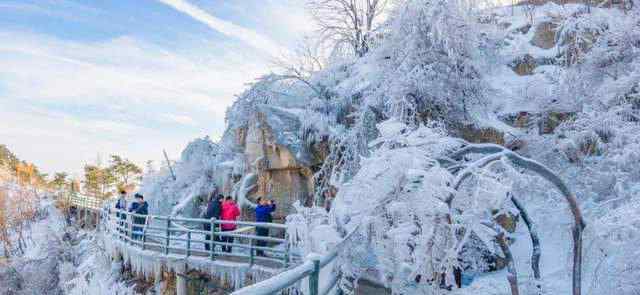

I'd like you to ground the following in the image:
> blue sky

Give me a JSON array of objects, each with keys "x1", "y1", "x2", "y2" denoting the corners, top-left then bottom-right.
[{"x1": 0, "y1": 0, "x2": 313, "y2": 176}]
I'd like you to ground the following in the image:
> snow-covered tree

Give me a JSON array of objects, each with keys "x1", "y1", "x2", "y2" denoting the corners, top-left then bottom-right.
[
  {"x1": 307, "y1": 0, "x2": 390, "y2": 57},
  {"x1": 372, "y1": 0, "x2": 492, "y2": 126}
]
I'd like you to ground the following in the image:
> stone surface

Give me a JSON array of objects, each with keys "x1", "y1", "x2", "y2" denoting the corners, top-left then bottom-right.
[
  {"x1": 531, "y1": 21, "x2": 559, "y2": 49},
  {"x1": 538, "y1": 111, "x2": 575, "y2": 134},
  {"x1": 458, "y1": 125, "x2": 505, "y2": 145},
  {"x1": 240, "y1": 107, "x2": 313, "y2": 218},
  {"x1": 510, "y1": 54, "x2": 537, "y2": 76}
]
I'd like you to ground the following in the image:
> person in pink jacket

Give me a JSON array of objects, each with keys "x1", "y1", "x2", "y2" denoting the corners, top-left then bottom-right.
[{"x1": 220, "y1": 196, "x2": 240, "y2": 252}]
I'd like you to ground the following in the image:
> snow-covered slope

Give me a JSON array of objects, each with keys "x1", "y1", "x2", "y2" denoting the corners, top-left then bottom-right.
[
  {"x1": 133, "y1": 1, "x2": 639, "y2": 294},
  {"x1": 0, "y1": 198, "x2": 133, "y2": 295}
]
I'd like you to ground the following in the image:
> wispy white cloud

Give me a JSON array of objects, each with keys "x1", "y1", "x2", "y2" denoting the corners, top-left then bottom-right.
[
  {"x1": 0, "y1": 31, "x2": 266, "y2": 174},
  {"x1": 156, "y1": 0, "x2": 288, "y2": 57},
  {"x1": 0, "y1": 0, "x2": 313, "y2": 175},
  {"x1": 161, "y1": 113, "x2": 198, "y2": 126},
  {"x1": 0, "y1": 33, "x2": 264, "y2": 113}
]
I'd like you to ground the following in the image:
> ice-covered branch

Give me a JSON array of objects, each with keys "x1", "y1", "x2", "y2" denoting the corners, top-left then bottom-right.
[
  {"x1": 510, "y1": 194, "x2": 542, "y2": 282},
  {"x1": 447, "y1": 143, "x2": 586, "y2": 295}
]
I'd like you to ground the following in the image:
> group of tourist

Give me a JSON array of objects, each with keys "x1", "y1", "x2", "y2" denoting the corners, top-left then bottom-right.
[
  {"x1": 201, "y1": 192, "x2": 276, "y2": 256},
  {"x1": 113, "y1": 190, "x2": 276, "y2": 256},
  {"x1": 115, "y1": 190, "x2": 148, "y2": 239}
]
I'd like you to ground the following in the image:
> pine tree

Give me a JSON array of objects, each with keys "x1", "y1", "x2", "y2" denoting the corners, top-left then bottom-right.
[{"x1": 108, "y1": 155, "x2": 142, "y2": 190}]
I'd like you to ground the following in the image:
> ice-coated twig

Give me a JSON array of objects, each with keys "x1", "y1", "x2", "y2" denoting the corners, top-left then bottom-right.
[{"x1": 447, "y1": 143, "x2": 586, "y2": 295}]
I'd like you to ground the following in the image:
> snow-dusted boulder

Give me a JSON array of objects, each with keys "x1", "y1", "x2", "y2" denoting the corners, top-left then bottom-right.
[
  {"x1": 530, "y1": 21, "x2": 559, "y2": 49},
  {"x1": 240, "y1": 105, "x2": 314, "y2": 218}
]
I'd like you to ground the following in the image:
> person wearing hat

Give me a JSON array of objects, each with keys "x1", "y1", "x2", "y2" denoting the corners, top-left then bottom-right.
[{"x1": 128, "y1": 193, "x2": 148, "y2": 240}]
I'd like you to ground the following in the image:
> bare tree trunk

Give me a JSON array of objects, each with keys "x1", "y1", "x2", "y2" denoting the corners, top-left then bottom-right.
[
  {"x1": 497, "y1": 232, "x2": 520, "y2": 295},
  {"x1": 510, "y1": 194, "x2": 541, "y2": 280},
  {"x1": 572, "y1": 225, "x2": 583, "y2": 295},
  {"x1": 445, "y1": 143, "x2": 586, "y2": 295}
]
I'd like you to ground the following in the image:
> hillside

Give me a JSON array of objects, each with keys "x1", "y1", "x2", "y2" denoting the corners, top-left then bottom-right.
[{"x1": 136, "y1": 1, "x2": 640, "y2": 294}]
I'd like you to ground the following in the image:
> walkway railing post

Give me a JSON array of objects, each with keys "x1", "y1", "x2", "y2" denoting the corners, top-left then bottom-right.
[
  {"x1": 284, "y1": 231, "x2": 291, "y2": 268},
  {"x1": 142, "y1": 216, "x2": 148, "y2": 251},
  {"x1": 310, "y1": 257, "x2": 320, "y2": 295},
  {"x1": 210, "y1": 218, "x2": 216, "y2": 260},
  {"x1": 165, "y1": 217, "x2": 171, "y2": 255},
  {"x1": 249, "y1": 237, "x2": 255, "y2": 267},
  {"x1": 186, "y1": 231, "x2": 191, "y2": 257},
  {"x1": 128, "y1": 213, "x2": 134, "y2": 242},
  {"x1": 83, "y1": 197, "x2": 88, "y2": 226}
]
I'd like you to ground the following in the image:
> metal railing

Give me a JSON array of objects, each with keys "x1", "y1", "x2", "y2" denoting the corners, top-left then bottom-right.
[
  {"x1": 104, "y1": 209, "x2": 294, "y2": 268},
  {"x1": 68, "y1": 193, "x2": 103, "y2": 211},
  {"x1": 232, "y1": 249, "x2": 341, "y2": 295},
  {"x1": 232, "y1": 223, "x2": 364, "y2": 295},
  {"x1": 70, "y1": 193, "x2": 343, "y2": 293}
]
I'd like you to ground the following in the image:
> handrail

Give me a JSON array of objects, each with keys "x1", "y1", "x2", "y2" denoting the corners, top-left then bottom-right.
[
  {"x1": 104, "y1": 208, "x2": 293, "y2": 269},
  {"x1": 68, "y1": 192, "x2": 104, "y2": 210},
  {"x1": 232, "y1": 189, "x2": 392, "y2": 295},
  {"x1": 232, "y1": 249, "x2": 340, "y2": 295},
  {"x1": 71, "y1": 193, "x2": 305, "y2": 291},
  {"x1": 232, "y1": 222, "x2": 361, "y2": 295}
]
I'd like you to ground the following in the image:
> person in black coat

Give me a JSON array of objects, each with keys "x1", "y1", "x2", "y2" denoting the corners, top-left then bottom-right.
[
  {"x1": 115, "y1": 190, "x2": 128, "y2": 217},
  {"x1": 114, "y1": 190, "x2": 128, "y2": 234},
  {"x1": 203, "y1": 193, "x2": 223, "y2": 251},
  {"x1": 128, "y1": 193, "x2": 148, "y2": 240}
]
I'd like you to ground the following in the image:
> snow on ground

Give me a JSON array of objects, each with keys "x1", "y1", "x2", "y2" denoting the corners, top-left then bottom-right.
[
  {"x1": 7, "y1": 2, "x2": 634, "y2": 295},
  {"x1": 0, "y1": 197, "x2": 136, "y2": 295}
]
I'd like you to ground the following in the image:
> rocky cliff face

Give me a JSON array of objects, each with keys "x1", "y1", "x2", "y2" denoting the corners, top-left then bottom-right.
[{"x1": 236, "y1": 107, "x2": 314, "y2": 218}]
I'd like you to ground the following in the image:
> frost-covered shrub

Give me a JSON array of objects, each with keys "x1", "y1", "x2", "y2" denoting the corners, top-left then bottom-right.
[
  {"x1": 585, "y1": 195, "x2": 640, "y2": 295},
  {"x1": 557, "y1": 7, "x2": 609, "y2": 66},
  {"x1": 559, "y1": 6, "x2": 640, "y2": 108},
  {"x1": 329, "y1": 126, "x2": 515, "y2": 293},
  {"x1": 372, "y1": 0, "x2": 492, "y2": 126},
  {"x1": 574, "y1": 131, "x2": 601, "y2": 157},
  {"x1": 141, "y1": 137, "x2": 223, "y2": 216}
]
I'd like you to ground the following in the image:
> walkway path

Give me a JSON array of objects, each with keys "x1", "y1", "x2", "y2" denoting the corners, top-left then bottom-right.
[{"x1": 69, "y1": 193, "x2": 388, "y2": 295}]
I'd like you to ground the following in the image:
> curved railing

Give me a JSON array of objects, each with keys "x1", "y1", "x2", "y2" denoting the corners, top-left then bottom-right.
[
  {"x1": 232, "y1": 222, "x2": 365, "y2": 295},
  {"x1": 70, "y1": 193, "x2": 346, "y2": 294},
  {"x1": 103, "y1": 208, "x2": 294, "y2": 268},
  {"x1": 232, "y1": 249, "x2": 340, "y2": 295}
]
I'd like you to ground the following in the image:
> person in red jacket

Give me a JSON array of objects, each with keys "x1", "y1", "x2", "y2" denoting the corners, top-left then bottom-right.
[{"x1": 220, "y1": 196, "x2": 240, "y2": 252}]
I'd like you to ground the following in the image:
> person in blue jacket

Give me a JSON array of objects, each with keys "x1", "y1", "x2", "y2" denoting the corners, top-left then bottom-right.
[
  {"x1": 128, "y1": 193, "x2": 148, "y2": 240},
  {"x1": 255, "y1": 197, "x2": 276, "y2": 256}
]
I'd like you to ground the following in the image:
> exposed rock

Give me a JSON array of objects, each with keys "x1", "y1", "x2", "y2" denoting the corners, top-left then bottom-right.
[
  {"x1": 184, "y1": 271, "x2": 233, "y2": 295},
  {"x1": 576, "y1": 131, "x2": 601, "y2": 156},
  {"x1": 457, "y1": 124, "x2": 505, "y2": 145},
  {"x1": 514, "y1": 111, "x2": 531, "y2": 128},
  {"x1": 509, "y1": 54, "x2": 558, "y2": 76},
  {"x1": 531, "y1": 21, "x2": 559, "y2": 49},
  {"x1": 495, "y1": 212, "x2": 520, "y2": 234},
  {"x1": 510, "y1": 54, "x2": 537, "y2": 76},
  {"x1": 241, "y1": 106, "x2": 314, "y2": 218},
  {"x1": 538, "y1": 111, "x2": 575, "y2": 134}
]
